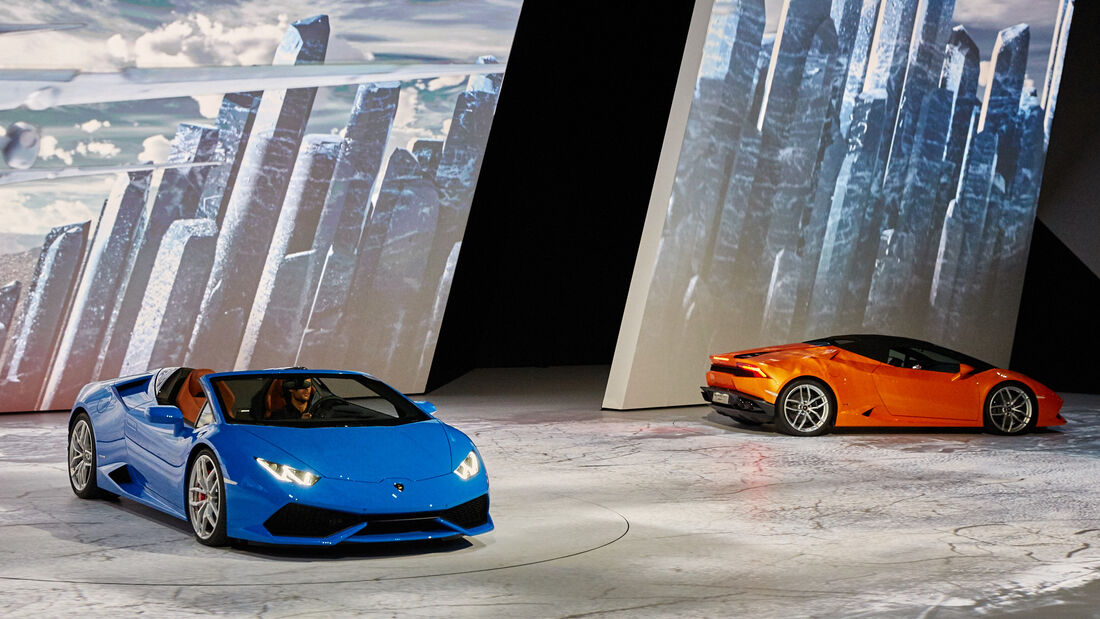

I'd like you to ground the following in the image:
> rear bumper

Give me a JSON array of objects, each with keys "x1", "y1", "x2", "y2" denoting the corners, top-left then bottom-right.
[{"x1": 700, "y1": 386, "x2": 775, "y2": 423}]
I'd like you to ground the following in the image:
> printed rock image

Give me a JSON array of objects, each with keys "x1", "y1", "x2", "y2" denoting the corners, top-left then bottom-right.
[
  {"x1": 0, "y1": 5, "x2": 515, "y2": 412},
  {"x1": 613, "y1": 0, "x2": 1074, "y2": 408}
]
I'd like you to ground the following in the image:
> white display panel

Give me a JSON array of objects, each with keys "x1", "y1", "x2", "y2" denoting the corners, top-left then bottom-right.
[
  {"x1": 0, "y1": 1, "x2": 522, "y2": 412},
  {"x1": 606, "y1": 0, "x2": 1074, "y2": 409}
]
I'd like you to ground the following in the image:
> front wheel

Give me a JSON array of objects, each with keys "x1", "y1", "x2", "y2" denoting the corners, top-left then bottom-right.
[
  {"x1": 775, "y1": 378, "x2": 836, "y2": 437},
  {"x1": 68, "y1": 413, "x2": 113, "y2": 499},
  {"x1": 188, "y1": 449, "x2": 228, "y2": 546},
  {"x1": 983, "y1": 382, "x2": 1037, "y2": 435}
]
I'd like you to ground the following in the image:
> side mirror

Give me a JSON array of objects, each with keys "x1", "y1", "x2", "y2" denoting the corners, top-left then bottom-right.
[
  {"x1": 414, "y1": 400, "x2": 437, "y2": 415},
  {"x1": 953, "y1": 364, "x2": 975, "y2": 381},
  {"x1": 147, "y1": 405, "x2": 183, "y2": 424}
]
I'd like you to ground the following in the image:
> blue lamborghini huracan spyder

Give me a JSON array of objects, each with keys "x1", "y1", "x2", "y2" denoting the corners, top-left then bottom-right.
[{"x1": 66, "y1": 367, "x2": 492, "y2": 546}]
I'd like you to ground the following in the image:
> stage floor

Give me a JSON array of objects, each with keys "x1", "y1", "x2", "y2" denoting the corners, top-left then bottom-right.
[{"x1": 2, "y1": 366, "x2": 1100, "y2": 617}]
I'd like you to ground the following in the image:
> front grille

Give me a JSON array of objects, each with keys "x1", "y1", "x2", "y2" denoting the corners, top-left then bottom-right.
[
  {"x1": 360, "y1": 517, "x2": 445, "y2": 535},
  {"x1": 264, "y1": 494, "x2": 491, "y2": 538}
]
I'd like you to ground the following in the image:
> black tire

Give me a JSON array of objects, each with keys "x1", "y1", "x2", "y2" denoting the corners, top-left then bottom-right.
[
  {"x1": 774, "y1": 378, "x2": 837, "y2": 437},
  {"x1": 187, "y1": 448, "x2": 229, "y2": 546},
  {"x1": 68, "y1": 412, "x2": 113, "y2": 499},
  {"x1": 983, "y1": 382, "x2": 1038, "y2": 436}
]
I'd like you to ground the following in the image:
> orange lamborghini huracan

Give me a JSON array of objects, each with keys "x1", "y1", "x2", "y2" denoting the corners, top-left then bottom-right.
[{"x1": 701, "y1": 334, "x2": 1065, "y2": 437}]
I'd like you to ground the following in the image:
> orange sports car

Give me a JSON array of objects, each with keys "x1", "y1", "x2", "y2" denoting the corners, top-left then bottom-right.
[{"x1": 701, "y1": 334, "x2": 1065, "y2": 436}]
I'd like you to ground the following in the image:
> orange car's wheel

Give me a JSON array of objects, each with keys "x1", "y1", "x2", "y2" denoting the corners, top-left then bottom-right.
[
  {"x1": 983, "y1": 382, "x2": 1038, "y2": 436},
  {"x1": 775, "y1": 378, "x2": 836, "y2": 437}
]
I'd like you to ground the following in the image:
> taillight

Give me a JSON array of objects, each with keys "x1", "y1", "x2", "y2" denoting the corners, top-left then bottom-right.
[
  {"x1": 736, "y1": 363, "x2": 768, "y2": 378},
  {"x1": 709, "y1": 362, "x2": 770, "y2": 378}
]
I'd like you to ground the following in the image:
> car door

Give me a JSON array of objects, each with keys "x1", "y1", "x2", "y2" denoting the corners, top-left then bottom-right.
[
  {"x1": 871, "y1": 345, "x2": 978, "y2": 421},
  {"x1": 124, "y1": 392, "x2": 197, "y2": 512}
]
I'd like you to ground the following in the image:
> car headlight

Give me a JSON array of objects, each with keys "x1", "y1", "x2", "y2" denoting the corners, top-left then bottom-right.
[
  {"x1": 255, "y1": 457, "x2": 319, "y2": 487},
  {"x1": 453, "y1": 451, "x2": 480, "y2": 480}
]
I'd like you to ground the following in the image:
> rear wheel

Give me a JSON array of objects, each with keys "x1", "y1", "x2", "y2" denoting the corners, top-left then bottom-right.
[
  {"x1": 983, "y1": 382, "x2": 1037, "y2": 435},
  {"x1": 188, "y1": 449, "x2": 228, "y2": 546},
  {"x1": 775, "y1": 378, "x2": 836, "y2": 437},
  {"x1": 68, "y1": 413, "x2": 112, "y2": 499}
]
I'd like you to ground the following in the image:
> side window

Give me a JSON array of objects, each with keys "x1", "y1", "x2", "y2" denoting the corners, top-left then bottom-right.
[
  {"x1": 886, "y1": 347, "x2": 928, "y2": 370},
  {"x1": 909, "y1": 347, "x2": 961, "y2": 373},
  {"x1": 886, "y1": 348, "x2": 908, "y2": 367},
  {"x1": 195, "y1": 401, "x2": 214, "y2": 428},
  {"x1": 838, "y1": 339, "x2": 889, "y2": 364},
  {"x1": 885, "y1": 347, "x2": 957, "y2": 372}
]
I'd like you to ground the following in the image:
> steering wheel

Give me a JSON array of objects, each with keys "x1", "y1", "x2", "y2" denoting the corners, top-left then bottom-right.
[{"x1": 304, "y1": 395, "x2": 343, "y2": 420}]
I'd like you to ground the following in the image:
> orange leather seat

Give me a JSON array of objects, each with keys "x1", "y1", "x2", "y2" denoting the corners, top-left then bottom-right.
[
  {"x1": 176, "y1": 368, "x2": 213, "y2": 425},
  {"x1": 214, "y1": 381, "x2": 236, "y2": 418}
]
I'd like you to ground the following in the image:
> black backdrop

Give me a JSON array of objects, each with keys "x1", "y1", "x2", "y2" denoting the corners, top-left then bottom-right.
[
  {"x1": 430, "y1": 1, "x2": 1100, "y2": 394},
  {"x1": 427, "y1": 1, "x2": 696, "y2": 389},
  {"x1": 1010, "y1": 0, "x2": 1100, "y2": 394}
]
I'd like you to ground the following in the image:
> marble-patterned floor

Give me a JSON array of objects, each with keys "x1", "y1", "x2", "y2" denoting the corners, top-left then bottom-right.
[{"x1": 2, "y1": 366, "x2": 1100, "y2": 617}]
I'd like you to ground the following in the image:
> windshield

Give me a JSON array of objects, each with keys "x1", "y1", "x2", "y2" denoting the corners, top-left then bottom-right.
[{"x1": 210, "y1": 373, "x2": 431, "y2": 427}]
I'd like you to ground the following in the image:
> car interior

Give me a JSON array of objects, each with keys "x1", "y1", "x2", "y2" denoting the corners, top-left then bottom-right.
[{"x1": 154, "y1": 367, "x2": 235, "y2": 425}]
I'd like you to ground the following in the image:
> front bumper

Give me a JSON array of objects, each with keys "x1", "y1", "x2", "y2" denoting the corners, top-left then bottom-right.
[
  {"x1": 224, "y1": 469, "x2": 492, "y2": 545},
  {"x1": 700, "y1": 386, "x2": 775, "y2": 423}
]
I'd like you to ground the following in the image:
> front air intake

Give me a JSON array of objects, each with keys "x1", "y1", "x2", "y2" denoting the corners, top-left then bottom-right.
[
  {"x1": 264, "y1": 503, "x2": 365, "y2": 537},
  {"x1": 263, "y1": 495, "x2": 491, "y2": 538}
]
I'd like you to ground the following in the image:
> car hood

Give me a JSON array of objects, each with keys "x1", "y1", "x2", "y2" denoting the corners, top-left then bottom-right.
[{"x1": 238, "y1": 420, "x2": 453, "y2": 482}]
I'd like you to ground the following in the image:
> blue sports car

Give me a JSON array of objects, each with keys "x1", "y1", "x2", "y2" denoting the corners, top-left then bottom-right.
[{"x1": 66, "y1": 367, "x2": 492, "y2": 546}]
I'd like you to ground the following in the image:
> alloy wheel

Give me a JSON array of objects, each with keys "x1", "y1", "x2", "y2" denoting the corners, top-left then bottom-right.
[
  {"x1": 988, "y1": 385, "x2": 1033, "y2": 434},
  {"x1": 188, "y1": 454, "x2": 221, "y2": 539},
  {"x1": 68, "y1": 420, "x2": 94, "y2": 491},
  {"x1": 782, "y1": 383, "x2": 830, "y2": 434}
]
